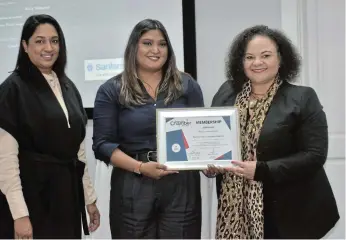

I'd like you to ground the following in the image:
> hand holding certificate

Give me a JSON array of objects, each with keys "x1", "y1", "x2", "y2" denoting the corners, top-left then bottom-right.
[{"x1": 156, "y1": 107, "x2": 241, "y2": 170}]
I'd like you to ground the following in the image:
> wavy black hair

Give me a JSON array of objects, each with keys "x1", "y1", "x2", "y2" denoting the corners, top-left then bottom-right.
[{"x1": 226, "y1": 25, "x2": 301, "y2": 93}]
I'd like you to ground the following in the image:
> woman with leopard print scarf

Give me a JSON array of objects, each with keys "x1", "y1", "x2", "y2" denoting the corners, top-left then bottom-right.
[{"x1": 206, "y1": 25, "x2": 339, "y2": 239}]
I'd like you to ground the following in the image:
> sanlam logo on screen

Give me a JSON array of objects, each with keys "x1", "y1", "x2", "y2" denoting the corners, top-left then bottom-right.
[{"x1": 84, "y1": 58, "x2": 124, "y2": 81}]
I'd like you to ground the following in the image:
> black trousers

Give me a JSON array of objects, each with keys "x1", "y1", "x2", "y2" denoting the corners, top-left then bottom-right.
[
  {"x1": 109, "y1": 167, "x2": 202, "y2": 239},
  {"x1": 264, "y1": 200, "x2": 280, "y2": 239}
]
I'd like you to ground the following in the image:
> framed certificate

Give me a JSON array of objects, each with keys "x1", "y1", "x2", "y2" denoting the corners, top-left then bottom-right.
[{"x1": 156, "y1": 107, "x2": 241, "y2": 170}]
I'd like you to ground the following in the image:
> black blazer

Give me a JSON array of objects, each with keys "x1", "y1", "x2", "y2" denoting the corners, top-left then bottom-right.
[{"x1": 212, "y1": 81, "x2": 339, "y2": 239}]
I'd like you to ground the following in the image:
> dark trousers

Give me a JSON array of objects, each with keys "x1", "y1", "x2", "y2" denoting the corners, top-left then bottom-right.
[
  {"x1": 264, "y1": 201, "x2": 280, "y2": 239},
  {"x1": 109, "y1": 167, "x2": 202, "y2": 239}
]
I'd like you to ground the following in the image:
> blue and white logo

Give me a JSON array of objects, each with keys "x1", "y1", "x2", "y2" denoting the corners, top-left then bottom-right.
[
  {"x1": 95, "y1": 62, "x2": 123, "y2": 71},
  {"x1": 85, "y1": 58, "x2": 124, "y2": 81},
  {"x1": 87, "y1": 63, "x2": 93, "y2": 72}
]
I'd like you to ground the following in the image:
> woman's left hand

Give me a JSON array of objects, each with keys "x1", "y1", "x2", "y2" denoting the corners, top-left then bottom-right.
[
  {"x1": 229, "y1": 160, "x2": 256, "y2": 180},
  {"x1": 202, "y1": 164, "x2": 229, "y2": 178},
  {"x1": 86, "y1": 202, "x2": 100, "y2": 232}
]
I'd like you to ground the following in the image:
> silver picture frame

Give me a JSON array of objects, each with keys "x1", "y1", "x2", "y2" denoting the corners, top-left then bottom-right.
[{"x1": 156, "y1": 107, "x2": 241, "y2": 170}]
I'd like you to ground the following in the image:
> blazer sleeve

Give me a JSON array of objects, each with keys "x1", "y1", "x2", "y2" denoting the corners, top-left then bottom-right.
[
  {"x1": 0, "y1": 78, "x2": 19, "y2": 140},
  {"x1": 211, "y1": 80, "x2": 234, "y2": 107},
  {"x1": 255, "y1": 87, "x2": 328, "y2": 185}
]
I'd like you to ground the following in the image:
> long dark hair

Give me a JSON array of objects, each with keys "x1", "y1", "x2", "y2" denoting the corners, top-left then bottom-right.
[
  {"x1": 226, "y1": 25, "x2": 301, "y2": 93},
  {"x1": 119, "y1": 19, "x2": 182, "y2": 107},
  {"x1": 15, "y1": 14, "x2": 67, "y2": 78}
]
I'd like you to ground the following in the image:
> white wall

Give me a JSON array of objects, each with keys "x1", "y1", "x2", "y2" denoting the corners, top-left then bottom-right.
[
  {"x1": 301, "y1": 0, "x2": 345, "y2": 238},
  {"x1": 195, "y1": 0, "x2": 282, "y2": 107},
  {"x1": 86, "y1": 0, "x2": 345, "y2": 239}
]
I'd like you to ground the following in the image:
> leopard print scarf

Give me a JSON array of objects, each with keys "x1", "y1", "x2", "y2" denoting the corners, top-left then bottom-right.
[{"x1": 216, "y1": 78, "x2": 282, "y2": 239}]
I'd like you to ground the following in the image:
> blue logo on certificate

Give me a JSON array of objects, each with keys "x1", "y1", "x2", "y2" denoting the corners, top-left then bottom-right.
[{"x1": 166, "y1": 129, "x2": 189, "y2": 161}]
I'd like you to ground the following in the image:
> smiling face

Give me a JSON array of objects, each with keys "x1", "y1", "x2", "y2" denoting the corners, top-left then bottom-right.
[
  {"x1": 243, "y1": 35, "x2": 280, "y2": 85},
  {"x1": 22, "y1": 23, "x2": 59, "y2": 74},
  {"x1": 136, "y1": 29, "x2": 168, "y2": 73}
]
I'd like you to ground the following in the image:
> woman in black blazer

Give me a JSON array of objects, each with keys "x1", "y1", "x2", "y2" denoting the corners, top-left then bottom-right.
[{"x1": 208, "y1": 25, "x2": 339, "y2": 239}]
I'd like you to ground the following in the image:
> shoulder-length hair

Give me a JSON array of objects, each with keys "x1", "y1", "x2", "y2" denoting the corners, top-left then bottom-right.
[
  {"x1": 119, "y1": 19, "x2": 182, "y2": 107},
  {"x1": 15, "y1": 14, "x2": 67, "y2": 78},
  {"x1": 226, "y1": 25, "x2": 301, "y2": 93}
]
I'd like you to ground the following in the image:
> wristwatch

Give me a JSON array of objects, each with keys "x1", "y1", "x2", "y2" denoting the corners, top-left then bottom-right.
[{"x1": 134, "y1": 162, "x2": 143, "y2": 174}]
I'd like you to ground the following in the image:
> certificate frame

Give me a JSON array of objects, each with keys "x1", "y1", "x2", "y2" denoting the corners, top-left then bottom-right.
[{"x1": 156, "y1": 107, "x2": 241, "y2": 170}]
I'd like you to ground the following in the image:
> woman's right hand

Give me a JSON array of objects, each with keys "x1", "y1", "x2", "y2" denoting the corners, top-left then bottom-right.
[
  {"x1": 139, "y1": 162, "x2": 178, "y2": 179},
  {"x1": 14, "y1": 216, "x2": 32, "y2": 239}
]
